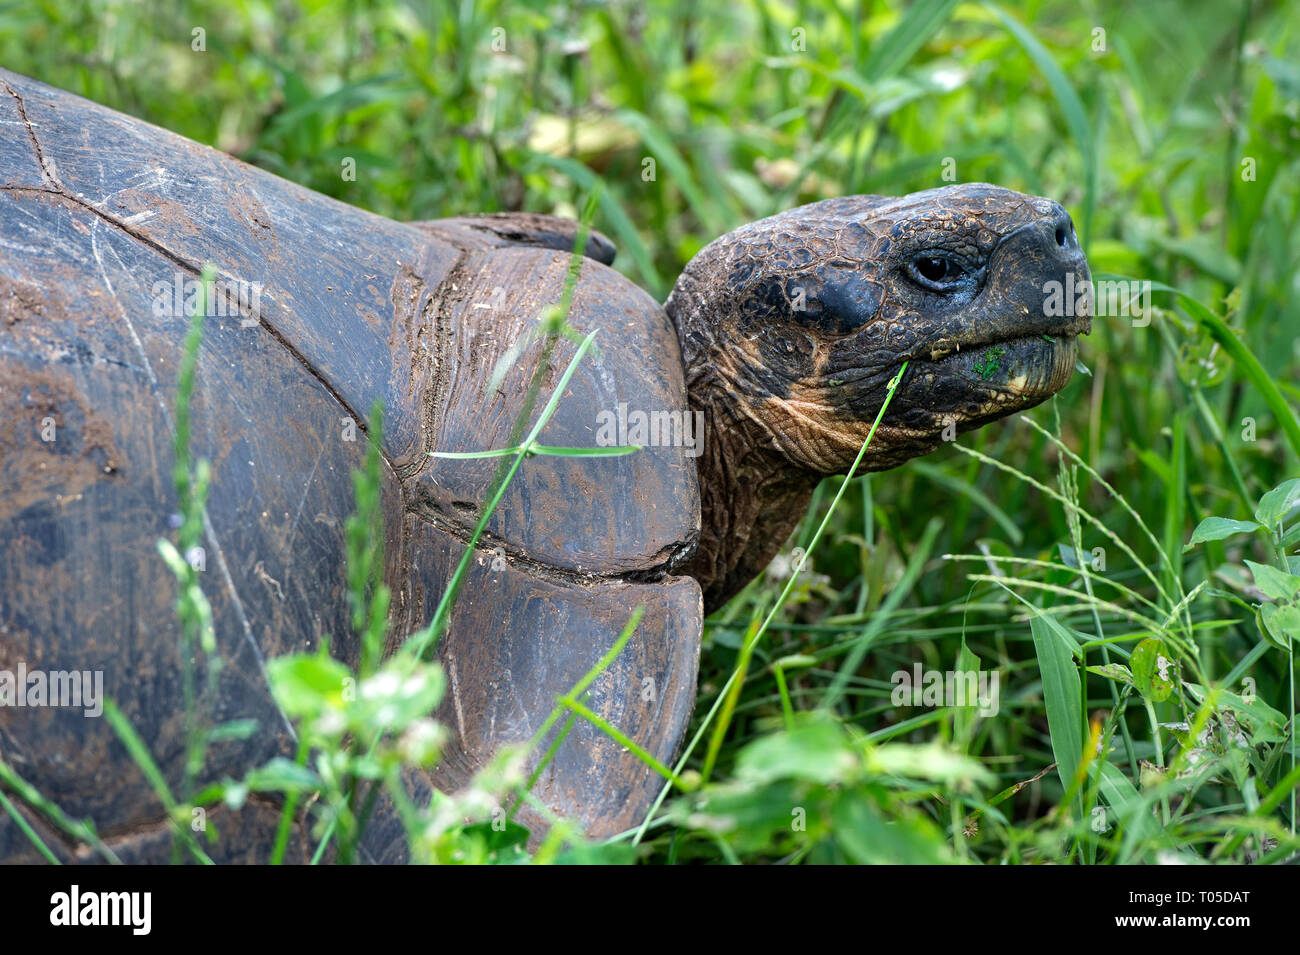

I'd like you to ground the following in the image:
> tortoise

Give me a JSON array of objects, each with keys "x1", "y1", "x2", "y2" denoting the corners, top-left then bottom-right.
[{"x1": 0, "y1": 69, "x2": 1090, "y2": 862}]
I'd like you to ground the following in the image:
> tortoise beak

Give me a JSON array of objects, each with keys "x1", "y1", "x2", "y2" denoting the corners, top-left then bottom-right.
[
  {"x1": 943, "y1": 333, "x2": 1079, "y2": 400},
  {"x1": 983, "y1": 200, "x2": 1092, "y2": 343}
]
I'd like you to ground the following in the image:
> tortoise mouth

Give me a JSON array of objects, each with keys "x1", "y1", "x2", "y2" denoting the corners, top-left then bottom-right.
[
  {"x1": 934, "y1": 333, "x2": 1078, "y2": 398},
  {"x1": 896, "y1": 333, "x2": 1078, "y2": 426}
]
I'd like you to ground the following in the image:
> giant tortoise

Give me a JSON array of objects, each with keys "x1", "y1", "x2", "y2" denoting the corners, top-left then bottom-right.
[{"x1": 0, "y1": 69, "x2": 1090, "y2": 862}]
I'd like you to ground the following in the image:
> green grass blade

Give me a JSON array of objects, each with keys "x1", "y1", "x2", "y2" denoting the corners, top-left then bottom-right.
[
  {"x1": 0, "y1": 758, "x2": 120, "y2": 864},
  {"x1": 860, "y1": 0, "x2": 960, "y2": 82},
  {"x1": 409, "y1": 327, "x2": 601, "y2": 659},
  {"x1": 103, "y1": 699, "x2": 214, "y2": 865},
  {"x1": 1028, "y1": 614, "x2": 1085, "y2": 809},
  {"x1": 0, "y1": 786, "x2": 59, "y2": 863},
  {"x1": 525, "y1": 152, "x2": 664, "y2": 296},
  {"x1": 985, "y1": 2, "x2": 1096, "y2": 245}
]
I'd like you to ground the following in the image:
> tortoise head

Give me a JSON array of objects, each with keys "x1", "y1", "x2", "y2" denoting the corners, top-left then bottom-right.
[{"x1": 666, "y1": 183, "x2": 1091, "y2": 475}]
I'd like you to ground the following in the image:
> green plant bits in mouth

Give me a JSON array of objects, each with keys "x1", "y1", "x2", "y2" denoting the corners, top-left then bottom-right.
[{"x1": 973, "y1": 345, "x2": 1008, "y2": 380}]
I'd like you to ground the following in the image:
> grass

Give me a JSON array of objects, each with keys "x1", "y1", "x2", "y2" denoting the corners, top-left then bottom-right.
[{"x1": 0, "y1": 0, "x2": 1297, "y2": 864}]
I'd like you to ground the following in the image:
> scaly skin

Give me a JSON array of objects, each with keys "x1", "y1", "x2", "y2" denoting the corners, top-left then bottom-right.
[{"x1": 666, "y1": 183, "x2": 1092, "y2": 610}]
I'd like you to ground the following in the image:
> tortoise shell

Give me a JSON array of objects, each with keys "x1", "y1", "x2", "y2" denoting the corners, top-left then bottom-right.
[{"x1": 0, "y1": 69, "x2": 701, "y2": 862}]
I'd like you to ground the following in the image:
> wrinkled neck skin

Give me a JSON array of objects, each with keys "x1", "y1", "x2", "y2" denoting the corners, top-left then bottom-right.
[
  {"x1": 668, "y1": 274, "x2": 928, "y2": 611},
  {"x1": 679, "y1": 354, "x2": 821, "y2": 612},
  {"x1": 668, "y1": 276, "x2": 839, "y2": 612}
]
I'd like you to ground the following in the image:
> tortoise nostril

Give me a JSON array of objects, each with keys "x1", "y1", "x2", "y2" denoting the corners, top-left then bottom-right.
[{"x1": 1044, "y1": 204, "x2": 1079, "y2": 256}]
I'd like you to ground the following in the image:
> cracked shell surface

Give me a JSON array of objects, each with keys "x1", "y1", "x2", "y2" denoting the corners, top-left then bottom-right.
[{"x1": 0, "y1": 69, "x2": 702, "y2": 861}]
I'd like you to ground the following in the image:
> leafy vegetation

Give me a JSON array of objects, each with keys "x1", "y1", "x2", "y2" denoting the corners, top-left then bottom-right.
[{"x1": 2, "y1": 0, "x2": 1297, "y2": 863}]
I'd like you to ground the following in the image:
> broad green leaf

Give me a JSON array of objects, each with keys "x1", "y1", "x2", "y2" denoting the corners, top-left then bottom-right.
[
  {"x1": 735, "y1": 717, "x2": 857, "y2": 786},
  {"x1": 266, "y1": 652, "x2": 353, "y2": 716},
  {"x1": 243, "y1": 757, "x2": 322, "y2": 794},
  {"x1": 457, "y1": 819, "x2": 532, "y2": 863},
  {"x1": 870, "y1": 741, "x2": 994, "y2": 789},
  {"x1": 1244, "y1": 559, "x2": 1300, "y2": 601},
  {"x1": 1255, "y1": 478, "x2": 1300, "y2": 527},
  {"x1": 1260, "y1": 602, "x2": 1298, "y2": 650},
  {"x1": 1186, "y1": 516, "x2": 1260, "y2": 547},
  {"x1": 1029, "y1": 615, "x2": 1084, "y2": 798},
  {"x1": 1130, "y1": 638, "x2": 1176, "y2": 703}
]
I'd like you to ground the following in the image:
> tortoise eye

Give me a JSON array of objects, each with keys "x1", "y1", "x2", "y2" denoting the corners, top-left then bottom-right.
[
  {"x1": 907, "y1": 252, "x2": 969, "y2": 292},
  {"x1": 917, "y1": 257, "x2": 949, "y2": 281}
]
